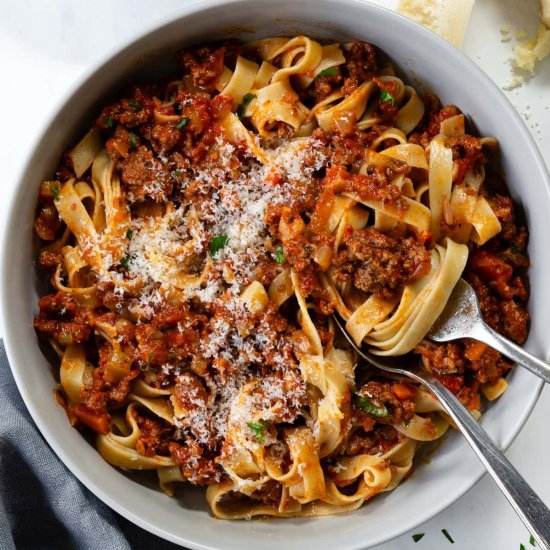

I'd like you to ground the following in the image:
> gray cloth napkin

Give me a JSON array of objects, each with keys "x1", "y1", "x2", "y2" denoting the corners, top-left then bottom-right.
[{"x1": 0, "y1": 340, "x2": 183, "y2": 550}]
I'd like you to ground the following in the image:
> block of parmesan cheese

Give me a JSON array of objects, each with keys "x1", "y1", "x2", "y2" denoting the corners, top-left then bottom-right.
[
  {"x1": 541, "y1": 0, "x2": 550, "y2": 28},
  {"x1": 397, "y1": 0, "x2": 475, "y2": 48}
]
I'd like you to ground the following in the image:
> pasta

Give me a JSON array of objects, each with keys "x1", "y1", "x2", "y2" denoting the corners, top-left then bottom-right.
[{"x1": 33, "y1": 36, "x2": 530, "y2": 519}]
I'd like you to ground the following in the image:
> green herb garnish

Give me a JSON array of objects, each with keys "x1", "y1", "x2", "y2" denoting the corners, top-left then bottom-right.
[
  {"x1": 247, "y1": 420, "x2": 269, "y2": 443},
  {"x1": 380, "y1": 89, "x2": 395, "y2": 106},
  {"x1": 52, "y1": 183, "x2": 60, "y2": 201},
  {"x1": 129, "y1": 100, "x2": 142, "y2": 111},
  {"x1": 126, "y1": 229, "x2": 133, "y2": 240},
  {"x1": 441, "y1": 529, "x2": 454, "y2": 544},
  {"x1": 530, "y1": 534, "x2": 536, "y2": 546},
  {"x1": 104, "y1": 116, "x2": 114, "y2": 129},
  {"x1": 236, "y1": 92, "x2": 256, "y2": 120},
  {"x1": 274, "y1": 245, "x2": 286, "y2": 264},
  {"x1": 209, "y1": 234, "x2": 229, "y2": 257},
  {"x1": 354, "y1": 393, "x2": 391, "y2": 418},
  {"x1": 171, "y1": 170, "x2": 183, "y2": 178},
  {"x1": 174, "y1": 117, "x2": 189, "y2": 129},
  {"x1": 119, "y1": 254, "x2": 131, "y2": 269},
  {"x1": 129, "y1": 132, "x2": 138, "y2": 151},
  {"x1": 521, "y1": 545, "x2": 526, "y2": 550},
  {"x1": 316, "y1": 67, "x2": 338, "y2": 79},
  {"x1": 146, "y1": 352, "x2": 154, "y2": 365},
  {"x1": 412, "y1": 534, "x2": 425, "y2": 543}
]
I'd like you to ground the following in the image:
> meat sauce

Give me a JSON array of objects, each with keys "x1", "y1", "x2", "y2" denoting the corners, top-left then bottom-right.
[{"x1": 33, "y1": 39, "x2": 529, "y2": 489}]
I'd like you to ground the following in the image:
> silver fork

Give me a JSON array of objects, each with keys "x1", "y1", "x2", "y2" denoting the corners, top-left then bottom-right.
[
  {"x1": 428, "y1": 278, "x2": 550, "y2": 384},
  {"x1": 332, "y1": 315, "x2": 550, "y2": 549}
]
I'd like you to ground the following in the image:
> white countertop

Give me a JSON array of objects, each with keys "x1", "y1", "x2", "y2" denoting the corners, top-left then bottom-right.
[{"x1": 1, "y1": 1, "x2": 549, "y2": 549}]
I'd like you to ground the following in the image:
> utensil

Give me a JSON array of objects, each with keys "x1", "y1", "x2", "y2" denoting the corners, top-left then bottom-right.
[
  {"x1": 333, "y1": 314, "x2": 550, "y2": 550},
  {"x1": 428, "y1": 278, "x2": 550, "y2": 384}
]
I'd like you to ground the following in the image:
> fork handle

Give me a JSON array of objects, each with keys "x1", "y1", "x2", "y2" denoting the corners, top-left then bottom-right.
[
  {"x1": 423, "y1": 374, "x2": 550, "y2": 549},
  {"x1": 473, "y1": 322, "x2": 550, "y2": 385}
]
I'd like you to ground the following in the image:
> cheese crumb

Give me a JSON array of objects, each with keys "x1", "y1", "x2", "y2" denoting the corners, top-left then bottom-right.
[{"x1": 504, "y1": 24, "x2": 550, "y2": 89}]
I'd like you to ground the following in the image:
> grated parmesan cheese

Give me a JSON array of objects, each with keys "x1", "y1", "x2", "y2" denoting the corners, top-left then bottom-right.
[{"x1": 103, "y1": 133, "x2": 325, "y2": 445}]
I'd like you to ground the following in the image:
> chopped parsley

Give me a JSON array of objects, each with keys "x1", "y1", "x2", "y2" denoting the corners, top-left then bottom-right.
[
  {"x1": 171, "y1": 170, "x2": 183, "y2": 178},
  {"x1": 412, "y1": 534, "x2": 425, "y2": 543},
  {"x1": 129, "y1": 132, "x2": 138, "y2": 151},
  {"x1": 530, "y1": 534, "x2": 536, "y2": 546},
  {"x1": 52, "y1": 183, "x2": 60, "y2": 201},
  {"x1": 126, "y1": 229, "x2": 133, "y2": 240},
  {"x1": 146, "y1": 352, "x2": 154, "y2": 365},
  {"x1": 209, "y1": 234, "x2": 229, "y2": 257},
  {"x1": 174, "y1": 117, "x2": 189, "y2": 129},
  {"x1": 380, "y1": 89, "x2": 395, "y2": 106},
  {"x1": 119, "y1": 254, "x2": 131, "y2": 269},
  {"x1": 354, "y1": 393, "x2": 391, "y2": 418},
  {"x1": 247, "y1": 420, "x2": 269, "y2": 443},
  {"x1": 129, "y1": 100, "x2": 142, "y2": 111},
  {"x1": 167, "y1": 352, "x2": 176, "y2": 360},
  {"x1": 236, "y1": 92, "x2": 256, "y2": 120},
  {"x1": 316, "y1": 67, "x2": 338, "y2": 79},
  {"x1": 521, "y1": 545, "x2": 526, "y2": 550},
  {"x1": 104, "y1": 116, "x2": 114, "y2": 129},
  {"x1": 441, "y1": 529, "x2": 454, "y2": 544},
  {"x1": 274, "y1": 245, "x2": 286, "y2": 264}
]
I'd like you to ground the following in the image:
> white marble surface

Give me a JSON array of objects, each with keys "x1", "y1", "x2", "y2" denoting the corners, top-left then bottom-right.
[{"x1": 0, "y1": 1, "x2": 549, "y2": 548}]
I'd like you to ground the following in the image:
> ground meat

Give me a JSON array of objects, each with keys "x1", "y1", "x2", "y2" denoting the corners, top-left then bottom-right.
[
  {"x1": 180, "y1": 44, "x2": 225, "y2": 91},
  {"x1": 486, "y1": 194, "x2": 528, "y2": 249},
  {"x1": 249, "y1": 479, "x2": 282, "y2": 506},
  {"x1": 135, "y1": 412, "x2": 172, "y2": 457},
  {"x1": 348, "y1": 169, "x2": 405, "y2": 205},
  {"x1": 373, "y1": 77, "x2": 400, "y2": 123},
  {"x1": 147, "y1": 121, "x2": 181, "y2": 154},
  {"x1": 344, "y1": 425, "x2": 399, "y2": 457},
  {"x1": 425, "y1": 100, "x2": 461, "y2": 137},
  {"x1": 117, "y1": 145, "x2": 172, "y2": 202},
  {"x1": 33, "y1": 292, "x2": 91, "y2": 345},
  {"x1": 465, "y1": 249, "x2": 529, "y2": 344},
  {"x1": 310, "y1": 73, "x2": 343, "y2": 103},
  {"x1": 468, "y1": 249, "x2": 527, "y2": 301},
  {"x1": 283, "y1": 236, "x2": 314, "y2": 273},
  {"x1": 341, "y1": 41, "x2": 378, "y2": 96},
  {"x1": 333, "y1": 227, "x2": 431, "y2": 298},
  {"x1": 313, "y1": 127, "x2": 385, "y2": 171},
  {"x1": 98, "y1": 87, "x2": 155, "y2": 128},
  {"x1": 447, "y1": 134, "x2": 485, "y2": 184},
  {"x1": 33, "y1": 318, "x2": 90, "y2": 346},
  {"x1": 501, "y1": 300, "x2": 529, "y2": 345},
  {"x1": 34, "y1": 201, "x2": 62, "y2": 241},
  {"x1": 416, "y1": 341, "x2": 465, "y2": 377},
  {"x1": 415, "y1": 339, "x2": 513, "y2": 406},
  {"x1": 408, "y1": 96, "x2": 462, "y2": 147},
  {"x1": 78, "y1": 344, "x2": 140, "y2": 426},
  {"x1": 354, "y1": 381, "x2": 415, "y2": 425},
  {"x1": 172, "y1": 372, "x2": 209, "y2": 417},
  {"x1": 38, "y1": 250, "x2": 63, "y2": 270},
  {"x1": 169, "y1": 440, "x2": 220, "y2": 485}
]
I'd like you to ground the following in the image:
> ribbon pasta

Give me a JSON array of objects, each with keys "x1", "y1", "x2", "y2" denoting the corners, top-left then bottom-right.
[{"x1": 32, "y1": 35, "x2": 527, "y2": 522}]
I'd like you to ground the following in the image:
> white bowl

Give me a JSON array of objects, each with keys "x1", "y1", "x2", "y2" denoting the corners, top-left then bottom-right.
[{"x1": 2, "y1": 1, "x2": 549, "y2": 548}]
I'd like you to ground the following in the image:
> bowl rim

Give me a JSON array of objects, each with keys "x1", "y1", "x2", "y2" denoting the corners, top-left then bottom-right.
[{"x1": 1, "y1": 0, "x2": 548, "y2": 548}]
